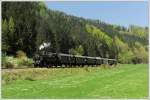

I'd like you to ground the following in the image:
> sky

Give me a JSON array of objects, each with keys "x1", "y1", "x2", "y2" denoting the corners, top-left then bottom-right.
[{"x1": 45, "y1": 1, "x2": 148, "y2": 28}]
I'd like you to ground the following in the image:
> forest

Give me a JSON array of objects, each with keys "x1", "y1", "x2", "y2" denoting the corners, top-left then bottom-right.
[{"x1": 2, "y1": 2, "x2": 148, "y2": 64}]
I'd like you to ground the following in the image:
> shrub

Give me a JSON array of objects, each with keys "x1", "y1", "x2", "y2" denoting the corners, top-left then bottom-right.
[
  {"x1": 2, "y1": 55, "x2": 33, "y2": 68},
  {"x1": 2, "y1": 56, "x2": 16, "y2": 68},
  {"x1": 5, "y1": 61, "x2": 14, "y2": 69},
  {"x1": 17, "y1": 58, "x2": 33, "y2": 67},
  {"x1": 15, "y1": 50, "x2": 33, "y2": 67},
  {"x1": 16, "y1": 50, "x2": 27, "y2": 59}
]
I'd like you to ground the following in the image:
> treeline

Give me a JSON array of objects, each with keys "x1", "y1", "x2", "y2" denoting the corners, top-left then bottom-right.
[{"x1": 2, "y1": 2, "x2": 148, "y2": 64}]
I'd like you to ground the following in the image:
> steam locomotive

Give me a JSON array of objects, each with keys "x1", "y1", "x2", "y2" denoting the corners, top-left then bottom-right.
[
  {"x1": 33, "y1": 43, "x2": 117, "y2": 67},
  {"x1": 33, "y1": 51, "x2": 117, "y2": 68}
]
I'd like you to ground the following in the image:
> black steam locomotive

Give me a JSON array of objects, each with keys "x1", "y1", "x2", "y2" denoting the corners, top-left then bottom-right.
[{"x1": 33, "y1": 51, "x2": 117, "y2": 68}]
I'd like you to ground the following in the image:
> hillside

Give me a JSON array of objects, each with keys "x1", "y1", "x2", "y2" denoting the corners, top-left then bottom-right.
[{"x1": 2, "y1": 2, "x2": 148, "y2": 64}]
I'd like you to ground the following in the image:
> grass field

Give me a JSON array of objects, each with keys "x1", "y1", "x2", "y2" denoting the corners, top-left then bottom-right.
[{"x1": 2, "y1": 64, "x2": 148, "y2": 99}]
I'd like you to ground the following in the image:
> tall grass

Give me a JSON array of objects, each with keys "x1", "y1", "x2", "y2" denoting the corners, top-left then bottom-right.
[{"x1": 2, "y1": 65, "x2": 114, "y2": 85}]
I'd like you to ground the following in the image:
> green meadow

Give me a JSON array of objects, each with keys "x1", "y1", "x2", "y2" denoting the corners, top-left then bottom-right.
[{"x1": 2, "y1": 64, "x2": 148, "y2": 99}]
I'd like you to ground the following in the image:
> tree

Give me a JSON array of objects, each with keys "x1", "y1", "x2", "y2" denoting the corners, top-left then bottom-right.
[
  {"x1": 70, "y1": 45, "x2": 84, "y2": 56},
  {"x1": 8, "y1": 16, "x2": 14, "y2": 36},
  {"x1": 2, "y1": 19, "x2": 9, "y2": 52},
  {"x1": 2, "y1": 19, "x2": 8, "y2": 34}
]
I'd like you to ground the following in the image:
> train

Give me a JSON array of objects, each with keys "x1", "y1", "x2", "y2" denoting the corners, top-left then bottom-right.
[{"x1": 33, "y1": 51, "x2": 117, "y2": 68}]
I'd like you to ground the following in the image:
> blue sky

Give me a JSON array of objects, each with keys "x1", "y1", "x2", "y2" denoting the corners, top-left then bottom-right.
[{"x1": 45, "y1": 1, "x2": 148, "y2": 28}]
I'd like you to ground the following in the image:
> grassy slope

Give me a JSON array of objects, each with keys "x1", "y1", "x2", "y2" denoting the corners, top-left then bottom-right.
[{"x1": 2, "y1": 64, "x2": 148, "y2": 99}]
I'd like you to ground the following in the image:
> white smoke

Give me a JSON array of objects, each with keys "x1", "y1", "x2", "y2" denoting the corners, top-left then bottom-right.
[{"x1": 39, "y1": 42, "x2": 51, "y2": 50}]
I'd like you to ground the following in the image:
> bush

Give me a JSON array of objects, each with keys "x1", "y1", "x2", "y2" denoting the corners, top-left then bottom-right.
[
  {"x1": 2, "y1": 55, "x2": 33, "y2": 68},
  {"x1": 2, "y1": 56, "x2": 16, "y2": 68},
  {"x1": 5, "y1": 61, "x2": 14, "y2": 69},
  {"x1": 16, "y1": 50, "x2": 27, "y2": 58},
  {"x1": 17, "y1": 58, "x2": 33, "y2": 67}
]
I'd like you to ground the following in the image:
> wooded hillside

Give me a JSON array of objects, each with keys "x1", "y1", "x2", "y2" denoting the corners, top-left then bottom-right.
[{"x1": 2, "y1": 2, "x2": 148, "y2": 64}]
